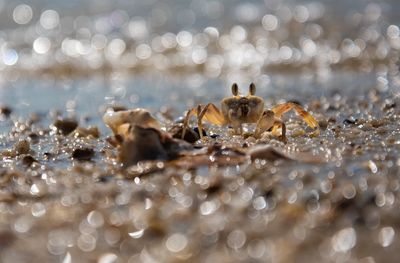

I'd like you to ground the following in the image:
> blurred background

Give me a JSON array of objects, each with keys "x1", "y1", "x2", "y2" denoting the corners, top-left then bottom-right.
[{"x1": 0, "y1": 0, "x2": 399, "y2": 124}]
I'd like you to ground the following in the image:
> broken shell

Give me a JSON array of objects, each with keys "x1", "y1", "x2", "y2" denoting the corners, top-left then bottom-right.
[
  {"x1": 117, "y1": 125, "x2": 190, "y2": 167},
  {"x1": 103, "y1": 108, "x2": 160, "y2": 135},
  {"x1": 118, "y1": 125, "x2": 168, "y2": 167}
]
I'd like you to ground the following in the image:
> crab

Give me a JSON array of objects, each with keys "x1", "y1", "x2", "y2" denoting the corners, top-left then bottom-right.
[{"x1": 182, "y1": 83, "x2": 319, "y2": 142}]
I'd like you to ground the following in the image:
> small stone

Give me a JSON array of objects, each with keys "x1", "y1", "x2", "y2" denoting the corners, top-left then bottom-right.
[
  {"x1": 343, "y1": 118, "x2": 357, "y2": 125},
  {"x1": 0, "y1": 106, "x2": 12, "y2": 118},
  {"x1": 22, "y1": 155, "x2": 37, "y2": 167},
  {"x1": 14, "y1": 139, "x2": 30, "y2": 155},
  {"x1": 28, "y1": 133, "x2": 40, "y2": 144},
  {"x1": 72, "y1": 148, "x2": 95, "y2": 161},
  {"x1": 318, "y1": 119, "x2": 329, "y2": 130},
  {"x1": 43, "y1": 152, "x2": 53, "y2": 160},
  {"x1": 53, "y1": 119, "x2": 78, "y2": 135},
  {"x1": 73, "y1": 126, "x2": 100, "y2": 138},
  {"x1": 210, "y1": 133, "x2": 219, "y2": 139},
  {"x1": 328, "y1": 117, "x2": 336, "y2": 123},
  {"x1": 370, "y1": 119, "x2": 385, "y2": 128}
]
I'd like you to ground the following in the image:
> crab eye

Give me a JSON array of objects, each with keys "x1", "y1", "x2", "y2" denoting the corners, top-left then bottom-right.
[
  {"x1": 249, "y1": 83, "x2": 256, "y2": 95},
  {"x1": 231, "y1": 83, "x2": 239, "y2": 96}
]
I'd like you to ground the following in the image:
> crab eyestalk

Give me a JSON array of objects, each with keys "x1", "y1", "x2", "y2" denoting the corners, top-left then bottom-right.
[
  {"x1": 249, "y1": 83, "x2": 256, "y2": 95},
  {"x1": 231, "y1": 83, "x2": 239, "y2": 96}
]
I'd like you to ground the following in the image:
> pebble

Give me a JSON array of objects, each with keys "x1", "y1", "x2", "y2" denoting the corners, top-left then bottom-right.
[
  {"x1": 14, "y1": 139, "x2": 30, "y2": 155},
  {"x1": 21, "y1": 155, "x2": 38, "y2": 167},
  {"x1": 72, "y1": 127, "x2": 100, "y2": 138},
  {"x1": 53, "y1": 119, "x2": 78, "y2": 135},
  {"x1": 72, "y1": 148, "x2": 95, "y2": 161},
  {"x1": 0, "y1": 106, "x2": 12, "y2": 118}
]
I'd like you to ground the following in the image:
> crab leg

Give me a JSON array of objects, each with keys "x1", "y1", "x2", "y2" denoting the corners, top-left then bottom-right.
[
  {"x1": 271, "y1": 119, "x2": 287, "y2": 142},
  {"x1": 182, "y1": 105, "x2": 201, "y2": 140},
  {"x1": 182, "y1": 103, "x2": 226, "y2": 140},
  {"x1": 255, "y1": 110, "x2": 275, "y2": 137},
  {"x1": 198, "y1": 103, "x2": 226, "y2": 139},
  {"x1": 255, "y1": 110, "x2": 287, "y2": 141},
  {"x1": 271, "y1": 102, "x2": 319, "y2": 129},
  {"x1": 199, "y1": 103, "x2": 225, "y2": 124}
]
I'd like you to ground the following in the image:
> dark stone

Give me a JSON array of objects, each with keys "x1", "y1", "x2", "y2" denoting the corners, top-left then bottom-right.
[
  {"x1": 14, "y1": 139, "x2": 30, "y2": 155},
  {"x1": 210, "y1": 133, "x2": 219, "y2": 139},
  {"x1": 205, "y1": 184, "x2": 222, "y2": 195},
  {"x1": 0, "y1": 106, "x2": 12, "y2": 118},
  {"x1": 53, "y1": 119, "x2": 78, "y2": 135},
  {"x1": 22, "y1": 155, "x2": 37, "y2": 167},
  {"x1": 343, "y1": 118, "x2": 357, "y2": 125},
  {"x1": 72, "y1": 148, "x2": 95, "y2": 161},
  {"x1": 263, "y1": 189, "x2": 274, "y2": 199},
  {"x1": 43, "y1": 152, "x2": 53, "y2": 160},
  {"x1": 28, "y1": 133, "x2": 40, "y2": 144},
  {"x1": 97, "y1": 175, "x2": 113, "y2": 183}
]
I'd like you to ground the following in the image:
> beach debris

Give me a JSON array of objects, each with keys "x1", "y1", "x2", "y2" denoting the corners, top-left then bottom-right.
[{"x1": 103, "y1": 108, "x2": 193, "y2": 166}]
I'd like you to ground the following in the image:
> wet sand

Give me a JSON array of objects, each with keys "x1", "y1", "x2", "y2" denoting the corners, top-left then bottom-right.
[{"x1": 1, "y1": 82, "x2": 399, "y2": 262}]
